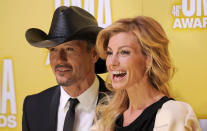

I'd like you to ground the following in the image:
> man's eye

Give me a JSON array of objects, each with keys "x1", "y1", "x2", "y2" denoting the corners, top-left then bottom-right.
[
  {"x1": 66, "y1": 48, "x2": 74, "y2": 51},
  {"x1": 49, "y1": 48, "x2": 56, "y2": 52},
  {"x1": 106, "y1": 51, "x2": 112, "y2": 56},
  {"x1": 120, "y1": 50, "x2": 130, "y2": 55}
]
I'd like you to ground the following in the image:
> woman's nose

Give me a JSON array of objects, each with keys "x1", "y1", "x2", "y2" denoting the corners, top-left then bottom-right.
[{"x1": 108, "y1": 54, "x2": 120, "y2": 68}]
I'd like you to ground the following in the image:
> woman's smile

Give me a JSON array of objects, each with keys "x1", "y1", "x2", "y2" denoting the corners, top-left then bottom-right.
[{"x1": 111, "y1": 70, "x2": 127, "y2": 81}]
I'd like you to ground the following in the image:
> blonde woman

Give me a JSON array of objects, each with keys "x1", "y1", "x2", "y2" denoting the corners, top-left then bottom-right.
[{"x1": 91, "y1": 16, "x2": 201, "y2": 131}]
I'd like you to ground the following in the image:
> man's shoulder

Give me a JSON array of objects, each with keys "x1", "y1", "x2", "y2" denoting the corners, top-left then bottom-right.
[
  {"x1": 96, "y1": 75, "x2": 111, "y2": 103},
  {"x1": 24, "y1": 85, "x2": 60, "y2": 103},
  {"x1": 97, "y1": 75, "x2": 107, "y2": 92}
]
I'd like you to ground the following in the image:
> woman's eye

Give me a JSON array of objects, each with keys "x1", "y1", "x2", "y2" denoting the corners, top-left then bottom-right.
[
  {"x1": 120, "y1": 50, "x2": 130, "y2": 55},
  {"x1": 106, "y1": 51, "x2": 112, "y2": 55}
]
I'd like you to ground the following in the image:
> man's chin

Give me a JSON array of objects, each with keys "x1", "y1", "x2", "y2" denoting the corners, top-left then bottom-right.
[
  {"x1": 58, "y1": 82, "x2": 71, "y2": 87},
  {"x1": 56, "y1": 78, "x2": 71, "y2": 87}
]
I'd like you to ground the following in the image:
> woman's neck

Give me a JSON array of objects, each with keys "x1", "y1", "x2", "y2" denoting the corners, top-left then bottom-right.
[
  {"x1": 126, "y1": 80, "x2": 164, "y2": 111},
  {"x1": 123, "y1": 80, "x2": 164, "y2": 127}
]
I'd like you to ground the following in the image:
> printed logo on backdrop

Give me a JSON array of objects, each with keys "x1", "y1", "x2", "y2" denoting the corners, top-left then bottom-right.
[
  {"x1": 45, "y1": 0, "x2": 112, "y2": 65},
  {"x1": 0, "y1": 59, "x2": 17, "y2": 128},
  {"x1": 172, "y1": 0, "x2": 207, "y2": 29}
]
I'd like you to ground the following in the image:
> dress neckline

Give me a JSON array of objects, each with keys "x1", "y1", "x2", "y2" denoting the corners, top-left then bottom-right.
[{"x1": 115, "y1": 96, "x2": 173, "y2": 129}]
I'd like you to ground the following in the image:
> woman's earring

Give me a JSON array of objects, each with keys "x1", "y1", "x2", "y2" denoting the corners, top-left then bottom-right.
[
  {"x1": 146, "y1": 65, "x2": 150, "y2": 70},
  {"x1": 146, "y1": 65, "x2": 151, "y2": 74}
]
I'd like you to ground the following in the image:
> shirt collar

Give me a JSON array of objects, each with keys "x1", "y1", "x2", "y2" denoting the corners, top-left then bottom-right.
[
  {"x1": 59, "y1": 75, "x2": 99, "y2": 112},
  {"x1": 77, "y1": 75, "x2": 99, "y2": 112},
  {"x1": 59, "y1": 85, "x2": 71, "y2": 111}
]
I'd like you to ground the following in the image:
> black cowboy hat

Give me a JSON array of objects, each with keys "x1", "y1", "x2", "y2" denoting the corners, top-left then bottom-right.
[{"x1": 25, "y1": 6, "x2": 106, "y2": 73}]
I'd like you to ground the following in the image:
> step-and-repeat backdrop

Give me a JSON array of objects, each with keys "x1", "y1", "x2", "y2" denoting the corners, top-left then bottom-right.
[{"x1": 0, "y1": 0, "x2": 207, "y2": 130}]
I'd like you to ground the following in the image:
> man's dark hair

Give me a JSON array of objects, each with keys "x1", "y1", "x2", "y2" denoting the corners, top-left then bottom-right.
[{"x1": 86, "y1": 40, "x2": 95, "y2": 53}]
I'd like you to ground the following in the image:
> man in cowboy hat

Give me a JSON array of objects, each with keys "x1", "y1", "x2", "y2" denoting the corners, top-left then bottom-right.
[{"x1": 22, "y1": 6, "x2": 108, "y2": 131}]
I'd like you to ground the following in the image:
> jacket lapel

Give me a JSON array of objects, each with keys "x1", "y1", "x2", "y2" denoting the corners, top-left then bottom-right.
[
  {"x1": 48, "y1": 86, "x2": 60, "y2": 131},
  {"x1": 97, "y1": 75, "x2": 110, "y2": 104}
]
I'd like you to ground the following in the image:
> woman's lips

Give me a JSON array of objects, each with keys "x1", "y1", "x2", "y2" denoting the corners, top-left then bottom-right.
[{"x1": 111, "y1": 71, "x2": 127, "y2": 81}]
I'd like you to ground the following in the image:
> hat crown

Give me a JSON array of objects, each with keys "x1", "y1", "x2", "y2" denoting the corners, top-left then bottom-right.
[{"x1": 48, "y1": 6, "x2": 98, "y2": 43}]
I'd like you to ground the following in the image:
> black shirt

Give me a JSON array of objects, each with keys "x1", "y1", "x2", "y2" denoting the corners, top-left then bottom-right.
[{"x1": 115, "y1": 96, "x2": 173, "y2": 131}]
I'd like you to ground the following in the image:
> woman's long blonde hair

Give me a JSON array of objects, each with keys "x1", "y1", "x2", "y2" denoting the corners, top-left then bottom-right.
[{"x1": 95, "y1": 16, "x2": 174, "y2": 130}]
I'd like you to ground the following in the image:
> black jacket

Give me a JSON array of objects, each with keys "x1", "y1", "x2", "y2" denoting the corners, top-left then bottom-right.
[{"x1": 22, "y1": 75, "x2": 108, "y2": 131}]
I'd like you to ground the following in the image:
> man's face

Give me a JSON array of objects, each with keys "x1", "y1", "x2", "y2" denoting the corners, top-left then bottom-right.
[{"x1": 49, "y1": 40, "x2": 97, "y2": 87}]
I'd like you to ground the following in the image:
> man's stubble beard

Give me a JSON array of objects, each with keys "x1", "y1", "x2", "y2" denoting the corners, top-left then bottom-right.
[{"x1": 56, "y1": 74, "x2": 74, "y2": 87}]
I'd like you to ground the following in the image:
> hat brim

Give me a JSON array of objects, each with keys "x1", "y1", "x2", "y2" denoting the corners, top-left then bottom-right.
[
  {"x1": 25, "y1": 26, "x2": 103, "y2": 48},
  {"x1": 25, "y1": 28, "x2": 57, "y2": 48},
  {"x1": 25, "y1": 27, "x2": 106, "y2": 73}
]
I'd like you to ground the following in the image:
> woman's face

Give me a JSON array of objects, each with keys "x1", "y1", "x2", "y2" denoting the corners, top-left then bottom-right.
[{"x1": 106, "y1": 32, "x2": 148, "y2": 90}]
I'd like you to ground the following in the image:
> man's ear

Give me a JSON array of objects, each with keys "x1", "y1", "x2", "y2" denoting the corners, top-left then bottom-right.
[{"x1": 90, "y1": 47, "x2": 99, "y2": 64}]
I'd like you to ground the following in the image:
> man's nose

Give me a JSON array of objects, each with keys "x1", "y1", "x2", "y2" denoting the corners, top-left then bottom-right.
[{"x1": 58, "y1": 49, "x2": 67, "y2": 61}]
